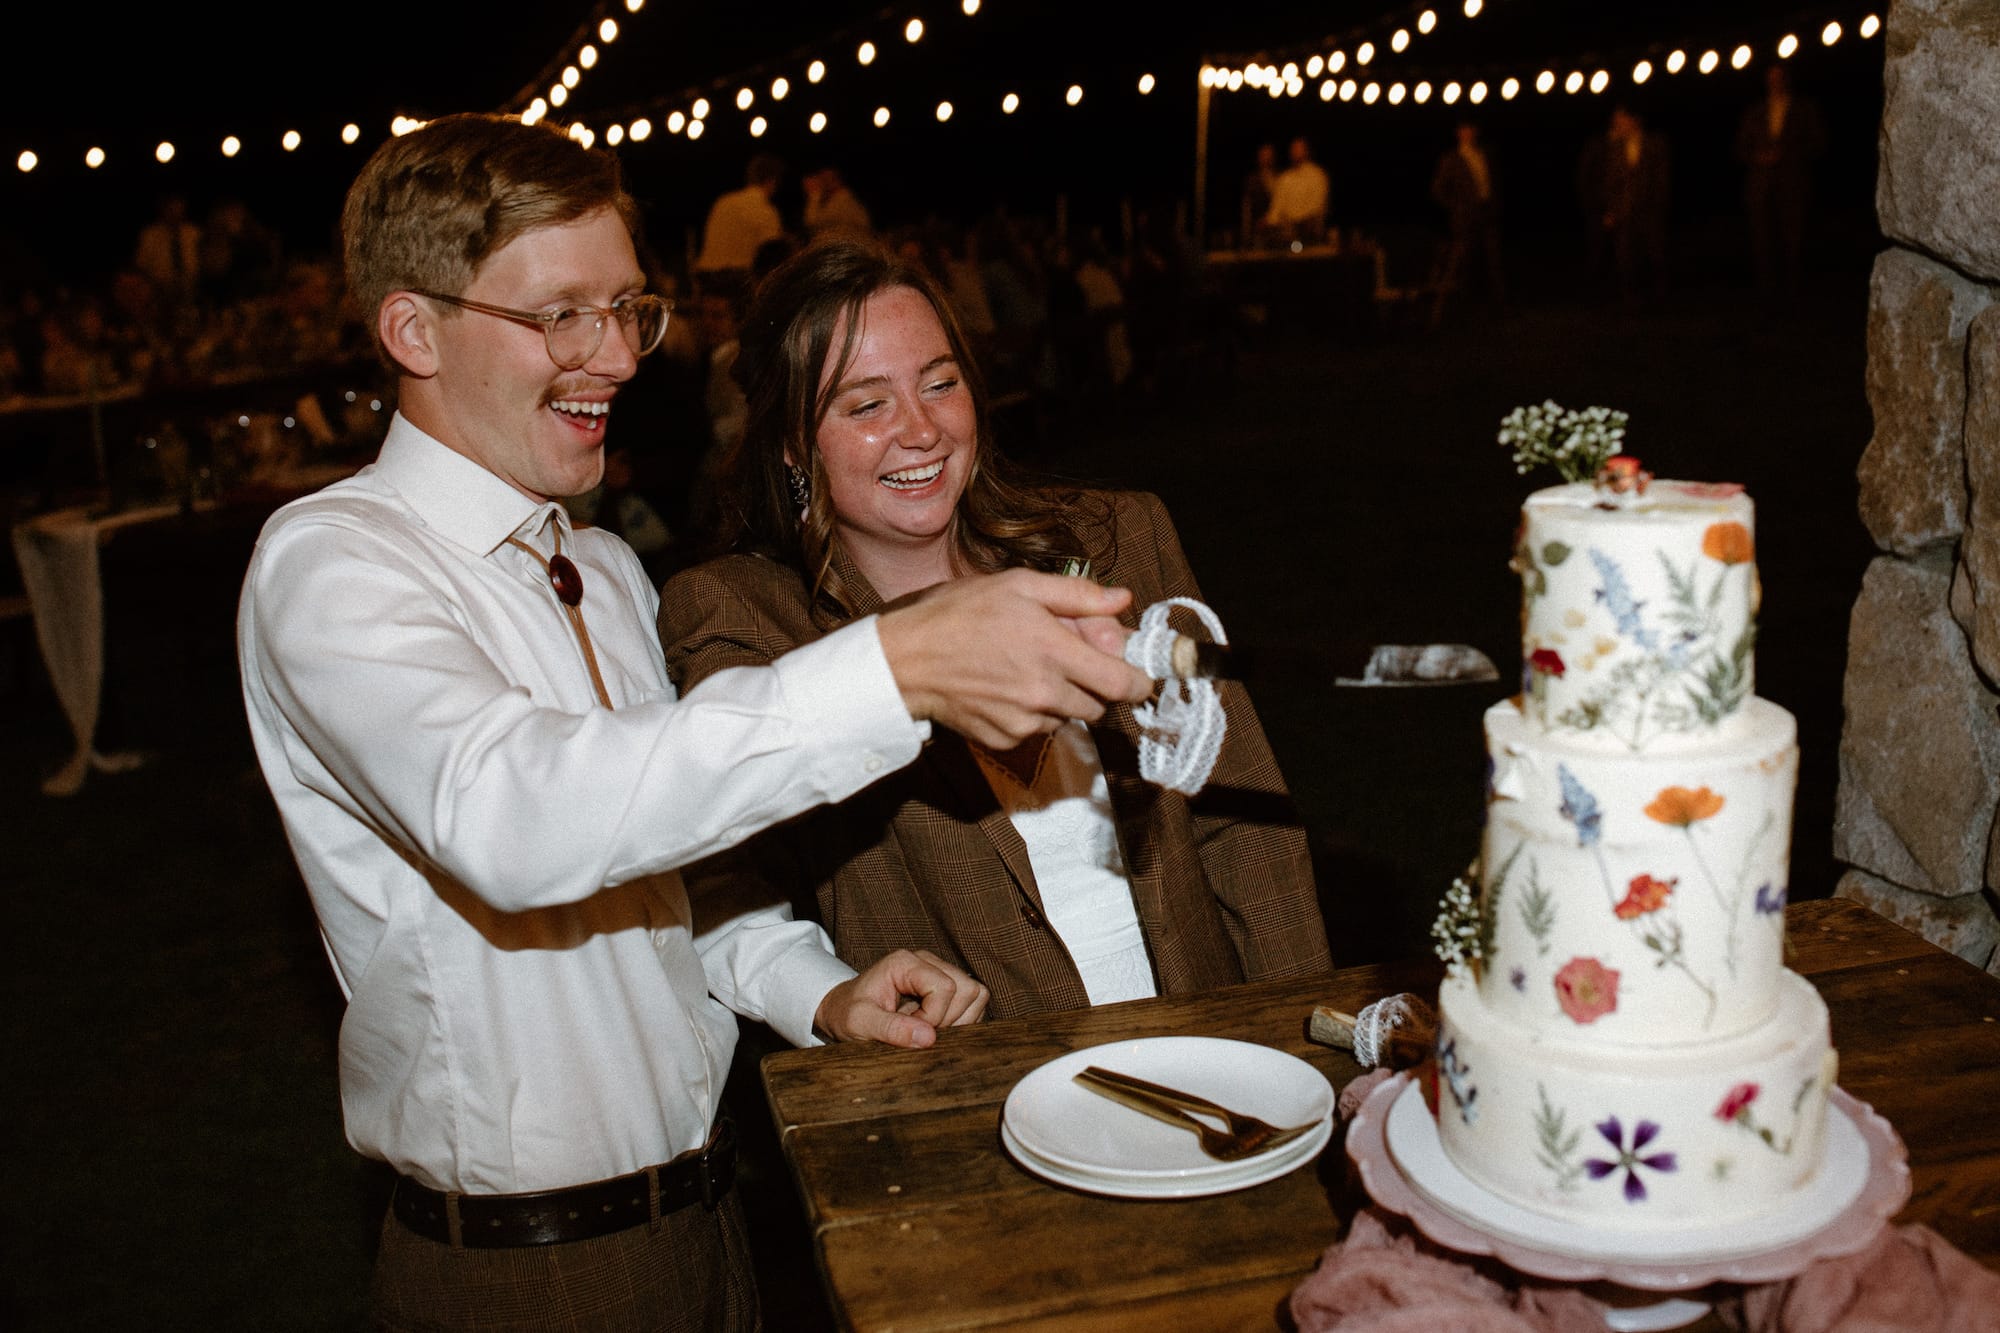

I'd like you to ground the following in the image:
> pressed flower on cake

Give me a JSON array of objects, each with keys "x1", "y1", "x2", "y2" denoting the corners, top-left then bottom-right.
[
  {"x1": 1553, "y1": 956, "x2": 1620, "y2": 1023},
  {"x1": 1644, "y1": 785, "x2": 1725, "y2": 826}
]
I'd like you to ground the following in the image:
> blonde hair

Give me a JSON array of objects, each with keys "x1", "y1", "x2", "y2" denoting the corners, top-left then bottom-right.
[{"x1": 340, "y1": 113, "x2": 639, "y2": 360}]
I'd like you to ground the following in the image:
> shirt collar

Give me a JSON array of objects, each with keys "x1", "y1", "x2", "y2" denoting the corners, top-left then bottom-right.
[{"x1": 373, "y1": 412, "x2": 566, "y2": 557}]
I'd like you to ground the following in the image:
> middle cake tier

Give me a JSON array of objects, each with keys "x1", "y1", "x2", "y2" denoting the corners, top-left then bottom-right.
[{"x1": 1481, "y1": 695, "x2": 1798, "y2": 1045}]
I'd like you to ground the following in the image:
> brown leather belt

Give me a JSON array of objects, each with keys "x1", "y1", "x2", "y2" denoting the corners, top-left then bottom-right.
[{"x1": 390, "y1": 1118, "x2": 737, "y2": 1248}]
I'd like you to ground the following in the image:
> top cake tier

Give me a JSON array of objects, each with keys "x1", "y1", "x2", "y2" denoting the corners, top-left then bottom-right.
[{"x1": 1515, "y1": 481, "x2": 1758, "y2": 751}]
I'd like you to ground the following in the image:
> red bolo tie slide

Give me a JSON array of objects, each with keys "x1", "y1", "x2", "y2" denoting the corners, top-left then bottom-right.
[{"x1": 547, "y1": 554, "x2": 584, "y2": 606}]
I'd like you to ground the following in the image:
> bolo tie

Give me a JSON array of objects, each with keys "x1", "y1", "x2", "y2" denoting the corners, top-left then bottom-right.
[{"x1": 504, "y1": 528, "x2": 614, "y2": 710}]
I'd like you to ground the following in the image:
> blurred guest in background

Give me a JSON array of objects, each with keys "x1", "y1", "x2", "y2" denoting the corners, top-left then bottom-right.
[
  {"x1": 1579, "y1": 106, "x2": 1671, "y2": 301},
  {"x1": 1241, "y1": 143, "x2": 1279, "y2": 249},
  {"x1": 1429, "y1": 121, "x2": 1505, "y2": 315},
  {"x1": 1736, "y1": 65, "x2": 1824, "y2": 295},
  {"x1": 1263, "y1": 136, "x2": 1330, "y2": 247},
  {"x1": 802, "y1": 166, "x2": 872, "y2": 239},
  {"x1": 695, "y1": 153, "x2": 787, "y2": 292}
]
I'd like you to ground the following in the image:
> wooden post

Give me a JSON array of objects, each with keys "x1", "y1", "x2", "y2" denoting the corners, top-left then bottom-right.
[{"x1": 1194, "y1": 73, "x2": 1212, "y2": 251}]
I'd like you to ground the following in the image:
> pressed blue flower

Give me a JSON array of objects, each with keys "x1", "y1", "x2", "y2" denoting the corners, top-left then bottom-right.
[
  {"x1": 1754, "y1": 883, "x2": 1789, "y2": 915},
  {"x1": 1557, "y1": 765, "x2": 1603, "y2": 847},
  {"x1": 1589, "y1": 550, "x2": 1658, "y2": 653},
  {"x1": 1584, "y1": 1116, "x2": 1678, "y2": 1202},
  {"x1": 1438, "y1": 1038, "x2": 1479, "y2": 1126}
]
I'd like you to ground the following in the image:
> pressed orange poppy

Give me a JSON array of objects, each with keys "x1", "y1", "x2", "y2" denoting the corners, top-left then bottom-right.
[
  {"x1": 1644, "y1": 785, "x2": 1726, "y2": 826},
  {"x1": 1614, "y1": 873, "x2": 1676, "y2": 918},
  {"x1": 1702, "y1": 521, "x2": 1754, "y2": 565}
]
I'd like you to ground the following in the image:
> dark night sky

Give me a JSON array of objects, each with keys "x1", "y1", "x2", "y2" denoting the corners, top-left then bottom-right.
[{"x1": 1, "y1": 1, "x2": 1886, "y2": 286}]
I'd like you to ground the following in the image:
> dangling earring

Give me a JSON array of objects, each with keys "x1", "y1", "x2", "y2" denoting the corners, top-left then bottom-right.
[{"x1": 785, "y1": 462, "x2": 810, "y2": 520}]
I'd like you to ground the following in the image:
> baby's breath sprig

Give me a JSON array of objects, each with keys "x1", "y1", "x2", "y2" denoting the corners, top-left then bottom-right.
[
  {"x1": 1498, "y1": 400, "x2": 1630, "y2": 483},
  {"x1": 1431, "y1": 867, "x2": 1484, "y2": 980}
]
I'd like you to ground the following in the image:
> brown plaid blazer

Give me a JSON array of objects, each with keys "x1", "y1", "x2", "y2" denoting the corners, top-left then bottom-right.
[{"x1": 658, "y1": 490, "x2": 1331, "y2": 1020}]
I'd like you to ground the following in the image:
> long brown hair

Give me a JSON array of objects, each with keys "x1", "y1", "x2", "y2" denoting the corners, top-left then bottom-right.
[{"x1": 713, "y1": 237, "x2": 1097, "y2": 617}]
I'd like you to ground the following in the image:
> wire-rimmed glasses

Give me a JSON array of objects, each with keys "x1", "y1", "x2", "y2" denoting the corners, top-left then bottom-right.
[{"x1": 412, "y1": 290, "x2": 673, "y2": 369}]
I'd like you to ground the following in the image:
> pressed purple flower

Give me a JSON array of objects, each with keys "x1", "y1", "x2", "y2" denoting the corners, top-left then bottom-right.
[
  {"x1": 1510, "y1": 966, "x2": 1527, "y2": 992},
  {"x1": 1754, "y1": 882, "x2": 1788, "y2": 915},
  {"x1": 1583, "y1": 1115, "x2": 1679, "y2": 1202}
]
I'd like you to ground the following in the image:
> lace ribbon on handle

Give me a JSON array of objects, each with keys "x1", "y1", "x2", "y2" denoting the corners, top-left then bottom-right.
[
  {"x1": 1351, "y1": 993, "x2": 1435, "y2": 1070},
  {"x1": 1122, "y1": 597, "x2": 1228, "y2": 795}
]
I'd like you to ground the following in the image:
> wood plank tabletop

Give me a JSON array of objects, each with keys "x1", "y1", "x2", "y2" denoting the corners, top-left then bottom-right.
[{"x1": 762, "y1": 899, "x2": 2000, "y2": 1330}]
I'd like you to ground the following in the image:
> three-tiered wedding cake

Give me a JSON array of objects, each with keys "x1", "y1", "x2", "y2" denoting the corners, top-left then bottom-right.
[{"x1": 1432, "y1": 478, "x2": 1837, "y2": 1231}]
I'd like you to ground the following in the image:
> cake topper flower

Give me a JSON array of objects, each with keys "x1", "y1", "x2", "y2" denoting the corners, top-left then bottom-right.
[{"x1": 1498, "y1": 400, "x2": 1630, "y2": 483}]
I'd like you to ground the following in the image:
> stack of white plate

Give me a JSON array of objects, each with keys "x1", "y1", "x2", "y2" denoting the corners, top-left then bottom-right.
[{"x1": 1000, "y1": 1036, "x2": 1336, "y2": 1199}]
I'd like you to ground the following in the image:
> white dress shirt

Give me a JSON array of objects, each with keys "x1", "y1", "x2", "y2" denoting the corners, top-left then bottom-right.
[{"x1": 238, "y1": 414, "x2": 925, "y2": 1193}]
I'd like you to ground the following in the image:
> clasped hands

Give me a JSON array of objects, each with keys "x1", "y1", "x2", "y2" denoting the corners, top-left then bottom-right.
[{"x1": 876, "y1": 567, "x2": 1154, "y2": 752}]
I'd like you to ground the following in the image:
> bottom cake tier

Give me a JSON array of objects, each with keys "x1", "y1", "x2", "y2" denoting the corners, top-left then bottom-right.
[{"x1": 1434, "y1": 969, "x2": 1836, "y2": 1232}]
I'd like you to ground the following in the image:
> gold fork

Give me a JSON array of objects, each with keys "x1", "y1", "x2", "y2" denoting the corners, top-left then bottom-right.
[{"x1": 1073, "y1": 1066, "x2": 1319, "y2": 1162}]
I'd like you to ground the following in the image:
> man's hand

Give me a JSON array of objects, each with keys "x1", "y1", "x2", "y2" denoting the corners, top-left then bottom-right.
[
  {"x1": 877, "y1": 569, "x2": 1155, "y2": 750},
  {"x1": 815, "y1": 949, "x2": 991, "y2": 1047}
]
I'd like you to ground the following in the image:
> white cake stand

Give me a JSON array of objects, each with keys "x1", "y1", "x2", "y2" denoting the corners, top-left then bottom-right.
[{"x1": 1346, "y1": 1074, "x2": 1911, "y2": 1331}]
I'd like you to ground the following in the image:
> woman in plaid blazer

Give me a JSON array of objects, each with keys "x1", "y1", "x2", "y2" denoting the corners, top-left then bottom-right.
[{"x1": 658, "y1": 239, "x2": 1330, "y2": 1020}]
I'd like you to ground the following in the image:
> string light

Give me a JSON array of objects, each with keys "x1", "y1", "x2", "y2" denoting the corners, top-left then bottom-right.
[
  {"x1": 667, "y1": 110, "x2": 686, "y2": 133},
  {"x1": 1418, "y1": 10, "x2": 1437, "y2": 35},
  {"x1": 1443, "y1": 80, "x2": 1461, "y2": 103},
  {"x1": 1339, "y1": 79, "x2": 1357, "y2": 101},
  {"x1": 1362, "y1": 82, "x2": 1381, "y2": 104},
  {"x1": 691, "y1": 97, "x2": 710, "y2": 119},
  {"x1": 749, "y1": 116, "x2": 767, "y2": 136},
  {"x1": 606, "y1": 124, "x2": 624, "y2": 145},
  {"x1": 686, "y1": 119, "x2": 704, "y2": 140},
  {"x1": 630, "y1": 118, "x2": 652, "y2": 141},
  {"x1": 905, "y1": 18, "x2": 923, "y2": 42},
  {"x1": 1307, "y1": 55, "x2": 1323, "y2": 77},
  {"x1": 550, "y1": 85, "x2": 568, "y2": 108},
  {"x1": 85, "y1": 147, "x2": 105, "y2": 168},
  {"x1": 1469, "y1": 80, "x2": 1488, "y2": 103},
  {"x1": 1822, "y1": 21, "x2": 1842, "y2": 44},
  {"x1": 342, "y1": 123, "x2": 361, "y2": 144},
  {"x1": 1779, "y1": 33, "x2": 1799, "y2": 57},
  {"x1": 872, "y1": 105, "x2": 891, "y2": 126},
  {"x1": 1319, "y1": 80, "x2": 1335, "y2": 100},
  {"x1": 1138, "y1": 73, "x2": 1155, "y2": 93},
  {"x1": 16, "y1": 151, "x2": 36, "y2": 173},
  {"x1": 1666, "y1": 49, "x2": 1687, "y2": 73},
  {"x1": 936, "y1": 101, "x2": 953, "y2": 121},
  {"x1": 1388, "y1": 82, "x2": 1406, "y2": 104},
  {"x1": 155, "y1": 141, "x2": 174, "y2": 162},
  {"x1": 1391, "y1": 29, "x2": 1409, "y2": 53},
  {"x1": 963, "y1": 0, "x2": 981, "y2": 13},
  {"x1": 1564, "y1": 70, "x2": 1584, "y2": 93},
  {"x1": 1414, "y1": 80, "x2": 1432, "y2": 103},
  {"x1": 1860, "y1": 14, "x2": 1880, "y2": 38},
  {"x1": 772, "y1": 77, "x2": 790, "y2": 99},
  {"x1": 222, "y1": 136, "x2": 242, "y2": 158},
  {"x1": 808, "y1": 59, "x2": 826, "y2": 83},
  {"x1": 1589, "y1": 69, "x2": 1609, "y2": 93},
  {"x1": 810, "y1": 111, "x2": 828, "y2": 132},
  {"x1": 1463, "y1": 0, "x2": 1482, "y2": 15},
  {"x1": 858, "y1": 41, "x2": 876, "y2": 65},
  {"x1": 1002, "y1": 92, "x2": 1019, "y2": 112},
  {"x1": 599, "y1": 18, "x2": 618, "y2": 42},
  {"x1": 1731, "y1": 44, "x2": 1754, "y2": 69},
  {"x1": 1535, "y1": 69, "x2": 1555, "y2": 93},
  {"x1": 736, "y1": 87, "x2": 754, "y2": 110},
  {"x1": 1066, "y1": 84, "x2": 1084, "y2": 106},
  {"x1": 562, "y1": 65, "x2": 580, "y2": 89},
  {"x1": 579, "y1": 45, "x2": 597, "y2": 70},
  {"x1": 1329, "y1": 51, "x2": 1346, "y2": 74},
  {"x1": 1699, "y1": 49, "x2": 1720, "y2": 73},
  {"x1": 1500, "y1": 77, "x2": 1519, "y2": 99},
  {"x1": 1357, "y1": 41, "x2": 1375, "y2": 65}
]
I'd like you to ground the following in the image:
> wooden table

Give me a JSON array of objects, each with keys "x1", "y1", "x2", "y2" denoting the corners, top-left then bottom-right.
[{"x1": 762, "y1": 899, "x2": 2000, "y2": 1330}]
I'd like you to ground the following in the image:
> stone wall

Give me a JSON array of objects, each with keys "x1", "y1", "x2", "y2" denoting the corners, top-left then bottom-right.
[{"x1": 1838, "y1": 0, "x2": 2000, "y2": 973}]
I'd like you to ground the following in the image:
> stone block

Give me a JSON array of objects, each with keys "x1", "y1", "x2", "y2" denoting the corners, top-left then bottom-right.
[
  {"x1": 1960, "y1": 304, "x2": 2000, "y2": 684},
  {"x1": 1879, "y1": 1, "x2": 2000, "y2": 281},
  {"x1": 1857, "y1": 249, "x2": 1992, "y2": 554},
  {"x1": 1835, "y1": 868, "x2": 2000, "y2": 972},
  {"x1": 1836, "y1": 550, "x2": 2000, "y2": 896}
]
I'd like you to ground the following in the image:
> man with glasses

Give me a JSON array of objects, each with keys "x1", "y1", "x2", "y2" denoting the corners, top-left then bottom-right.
[{"x1": 238, "y1": 114, "x2": 1150, "y2": 1330}]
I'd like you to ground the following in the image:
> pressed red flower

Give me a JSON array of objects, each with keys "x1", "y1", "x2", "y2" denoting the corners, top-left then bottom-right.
[
  {"x1": 1714, "y1": 1082, "x2": 1760, "y2": 1121},
  {"x1": 1614, "y1": 873, "x2": 1677, "y2": 919},
  {"x1": 1701, "y1": 521, "x2": 1755, "y2": 565},
  {"x1": 1529, "y1": 648, "x2": 1567, "y2": 677},
  {"x1": 1553, "y1": 956, "x2": 1620, "y2": 1024},
  {"x1": 1644, "y1": 786, "x2": 1726, "y2": 826}
]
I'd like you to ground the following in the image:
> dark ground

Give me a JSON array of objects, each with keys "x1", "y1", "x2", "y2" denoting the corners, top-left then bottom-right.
[{"x1": 0, "y1": 237, "x2": 1877, "y2": 1327}]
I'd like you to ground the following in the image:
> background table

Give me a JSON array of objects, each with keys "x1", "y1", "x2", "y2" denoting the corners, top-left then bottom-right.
[{"x1": 763, "y1": 899, "x2": 2000, "y2": 1330}]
